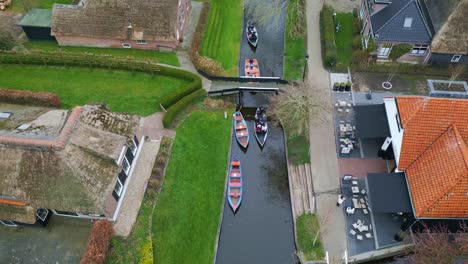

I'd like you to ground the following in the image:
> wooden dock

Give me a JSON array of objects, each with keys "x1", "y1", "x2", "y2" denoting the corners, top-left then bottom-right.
[{"x1": 287, "y1": 163, "x2": 315, "y2": 219}]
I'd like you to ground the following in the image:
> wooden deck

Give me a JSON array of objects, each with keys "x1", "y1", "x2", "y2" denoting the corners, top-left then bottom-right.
[{"x1": 287, "y1": 163, "x2": 315, "y2": 218}]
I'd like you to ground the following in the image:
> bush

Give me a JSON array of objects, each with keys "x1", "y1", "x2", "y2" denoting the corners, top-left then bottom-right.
[
  {"x1": 389, "y1": 44, "x2": 412, "y2": 61},
  {"x1": 162, "y1": 89, "x2": 206, "y2": 128},
  {"x1": 352, "y1": 50, "x2": 369, "y2": 66},
  {"x1": 320, "y1": 5, "x2": 337, "y2": 67},
  {"x1": 287, "y1": 0, "x2": 306, "y2": 38},
  {"x1": 81, "y1": 220, "x2": 114, "y2": 264},
  {"x1": 352, "y1": 18, "x2": 361, "y2": 35},
  {"x1": 159, "y1": 76, "x2": 202, "y2": 109},
  {"x1": 0, "y1": 31, "x2": 16, "y2": 51},
  {"x1": 352, "y1": 35, "x2": 362, "y2": 50},
  {"x1": 367, "y1": 38, "x2": 377, "y2": 53},
  {"x1": 0, "y1": 88, "x2": 61, "y2": 107}
]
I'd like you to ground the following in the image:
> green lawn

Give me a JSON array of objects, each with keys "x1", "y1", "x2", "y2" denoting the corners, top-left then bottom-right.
[
  {"x1": 284, "y1": 0, "x2": 307, "y2": 81},
  {"x1": 201, "y1": 0, "x2": 242, "y2": 76},
  {"x1": 287, "y1": 135, "x2": 310, "y2": 165},
  {"x1": 152, "y1": 110, "x2": 231, "y2": 263},
  {"x1": 296, "y1": 214, "x2": 325, "y2": 261},
  {"x1": 11, "y1": 0, "x2": 71, "y2": 12},
  {"x1": 334, "y1": 13, "x2": 354, "y2": 67},
  {"x1": 0, "y1": 65, "x2": 189, "y2": 115},
  {"x1": 25, "y1": 41, "x2": 180, "y2": 66}
]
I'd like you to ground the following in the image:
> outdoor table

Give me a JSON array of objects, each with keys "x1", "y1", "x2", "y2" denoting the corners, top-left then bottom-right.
[
  {"x1": 341, "y1": 147, "x2": 351, "y2": 154},
  {"x1": 352, "y1": 186, "x2": 360, "y2": 194}
]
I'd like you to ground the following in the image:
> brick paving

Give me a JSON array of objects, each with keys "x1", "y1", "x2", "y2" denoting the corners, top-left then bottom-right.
[{"x1": 338, "y1": 158, "x2": 389, "y2": 179}]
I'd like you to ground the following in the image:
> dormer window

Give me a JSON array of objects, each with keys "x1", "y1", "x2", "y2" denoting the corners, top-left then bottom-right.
[{"x1": 403, "y1": 17, "x2": 412, "y2": 28}]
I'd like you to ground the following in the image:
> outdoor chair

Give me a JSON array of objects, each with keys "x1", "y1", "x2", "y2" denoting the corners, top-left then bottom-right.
[
  {"x1": 352, "y1": 180, "x2": 358, "y2": 185},
  {"x1": 346, "y1": 207, "x2": 355, "y2": 214},
  {"x1": 365, "y1": 233, "x2": 373, "y2": 239},
  {"x1": 343, "y1": 175, "x2": 353, "y2": 180},
  {"x1": 363, "y1": 209, "x2": 369, "y2": 215},
  {"x1": 350, "y1": 230, "x2": 357, "y2": 235},
  {"x1": 357, "y1": 219, "x2": 363, "y2": 224},
  {"x1": 352, "y1": 223, "x2": 359, "y2": 229},
  {"x1": 357, "y1": 235, "x2": 363, "y2": 240},
  {"x1": 361, "y1": 189, "x2": 367, "y2": 195}
]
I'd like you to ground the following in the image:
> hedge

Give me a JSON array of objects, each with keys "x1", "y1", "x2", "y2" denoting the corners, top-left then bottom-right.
[
  {"x1": 81, "y1": 220, "x2": 114, "y2": 264},
  {"x1": 162, "y1": 89, "x2": 206, "y2": 128},
  {"x1": 0, "y1": 50, "x2": 202, "y2": 109},
  {"x1": 351, "y1": 63, "x2": 468, "y2": 78},
  {"x1": 0, "y1": 88, "x2": 61, "y2": 107},
  {"x1": 389, "y1": 44, "x2": 412, "y2": 61},
  {"x1": 320, "y1": 5, "x2": 337, "y2": 67}
]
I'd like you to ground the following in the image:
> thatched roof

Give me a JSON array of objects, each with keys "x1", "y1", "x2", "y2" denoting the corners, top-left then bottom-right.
[
  {"x1": 0, "y1": 104, "x2": 140, "y2": 224},
  {"x1": 51, "y1": 0, "x2": 178, "y2": 41},
  {"x1": 430, "y1": 0, "x2": 468, "y2": 54}
]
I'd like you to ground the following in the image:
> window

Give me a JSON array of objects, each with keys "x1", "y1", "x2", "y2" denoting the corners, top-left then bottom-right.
[
  {"x1": 136, "y1": 40, "x2": 147, "y2": 45},
  {"x1": 122, "y1": 43, "x2": 131, "y2": 49},
  {"x1": 403, "y1": 17, "x2": 412, "y2": 28},
  {"x1": 114, "y1": 179, "x2": 123, "y2": 197},
  {"x1": 395, "y1": 114, "x2": 402, "y2": 132},
  {"x1": 378, "y1": 44, "x2": 392, "y2": 58},
  {"x1": 54, "y1": 210, "x2": 79, "y2": 216},
  {"x1": 122, "y1": 157, "x2": 131, "y2": 175},
  {"x1": 129, "y1": 139, "x2": 138, "y2": 155},
  {"x1": 176, "y1": 30, "x2": 180, "y2": 40},
  {"x1": 186, "y1": 0, "x2": 190, "y2": 10},
  {"x1": 178, "y1": 0, "x2": 181, "y2": 6},
  {"x1": 179, "y1": 11, "x2": 185, "y2": 28},
  {"x1": 451, "y1": 55, "x2": 462, "y2": 63},
  {"x1": 0, "y1": 220, "x2": 17, "y2": 227},
  {"x1": 359, "y1": 3, "x2": 365, "y2": 19},
  {"x1": 36, "y1": 209, "x2": 49, "y2": 221},
  {"x1": 410, "y1": 44, "x2": 428, "y2": 55}
]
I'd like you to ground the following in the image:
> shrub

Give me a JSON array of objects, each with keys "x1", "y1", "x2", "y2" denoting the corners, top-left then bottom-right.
[
  {"x1": 287, "y1": 0, "x2": 306, "y2": 38},
  {"x1": 162, "y1": 89, "x2": 206, "y2": 128},
  {"x1": 0, "y1": 88, "x2": 61, "y2": 107},
  {"x1": 81, "y1": 220, "x2": 114, "y2": 264},
  {"x1": 320, "y1": 5, "x2": 337, "y2": 67},
  {"x1": 352, "y1": 35, "x2": 362, "y2": 50},
  {"x1": 352, "y1": 50, "x2": 369, "y2": 66},
  {"x1": 367, "y1": 38, "x2": 377, "y2": 53},
  {"x1": 159, "y1": 76, "x2": 202, "y2": 108},
  {"x1": 389, "y1": 44, "x2": 412, "y2": 61},
  {"x1": 0, "y1": 31, "x2": 16, "y2": 51},
  {"x1": 352, "y1": 18, "x2": 361, "y2": 35}
]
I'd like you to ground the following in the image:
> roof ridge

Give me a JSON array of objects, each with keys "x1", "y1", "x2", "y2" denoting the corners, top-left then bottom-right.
[
  {"x1": 452, "y1": 125, "x2": 468, "y2": 169},
  {"x1": 374, "y1": 0, "x2": 415, "y2": 33}
]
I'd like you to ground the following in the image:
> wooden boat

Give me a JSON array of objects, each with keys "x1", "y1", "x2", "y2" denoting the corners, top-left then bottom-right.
[
  {"x1": 227, "y1": 159, "x2": 243, "y2": 213},
  {"x1": 246, "y1": 21, "x2": 258, "y2": 47},
  {"x1": 233, "y1": 111, "x2": 249, "y2": 148},
  {"x1": 244, "y1": 59, "x2": 260, "y2": 78},
  {"x1": 254, "y1": 107, "x2": 268, "y2": 147}
]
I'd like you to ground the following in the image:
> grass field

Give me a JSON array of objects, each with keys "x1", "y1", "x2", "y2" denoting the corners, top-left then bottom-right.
[
  {"x1": 201, "y1": 0, "x2": 242, "y2": 76},
  {"x1": 284, "y1": 0, "x2": 307, "y2": 81},
  {"x1": 287, "y1": 135, "x2": 310, "y2": 165},
  {"x1": 0, "y1": 65, "x2": 189, "y2": 116},
  {"x1": 334, "y1": 13, "x2": 354, "y2": 67},
  {"x1": 25, "y1": 41, "x2": 180, "y2": 66},
  {"x1": 152, "y1": 110, "x2": 231, "y2": 263},
  {"x1": 11, "y1": 0, "x2": 71, "y2": 12},
  {"x1": 296, "y1": 214, "x2": 325, "y2": 261}
]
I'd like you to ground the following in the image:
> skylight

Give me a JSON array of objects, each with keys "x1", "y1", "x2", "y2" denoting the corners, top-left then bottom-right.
[{"x1": 403, "y1": 17, "x2": 412, "y2": 28}]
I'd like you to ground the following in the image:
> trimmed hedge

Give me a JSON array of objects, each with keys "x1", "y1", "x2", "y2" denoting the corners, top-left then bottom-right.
[
  {"x1": 162, "y1": 89, "x2": 206, "y2": 128},
  {"x1": 351, "y1": 63, "x2": 468, "y2": 78},
  {"x1": 389, "y1": 44, "x2": 412, "y2": 61},
  {"x1": 320, "y1": 5, "x2": 337, "y2": 67},
  {"x1": 81, "y1": 220, "x2": 114, "y2": 264},
  {"x1": 0, "y1": 50, "x2": 202, "y2": 109},
  {"x1": 0, "y1": 88, "x2": 61, "y2": 107}
]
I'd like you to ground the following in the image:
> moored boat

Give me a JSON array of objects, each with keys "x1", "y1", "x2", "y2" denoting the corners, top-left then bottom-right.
[
  {"x1": 227, "y1": 159, "x2": 243, "y2": 213},
  {"x1": 233, "y1": 111, "x2": 249, "y2": 148},
  {"x1": 246, "y1": 21, "x2": 258, "y2": 47},
  {"x1": 244, "y1": 59, "x2": 260, "y2": 78},
  {"x1": 254, "y1": 106, "x2": 268, "y2": 147}
]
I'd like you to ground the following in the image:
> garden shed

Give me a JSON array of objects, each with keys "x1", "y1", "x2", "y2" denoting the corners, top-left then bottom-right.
[{"x1": 18, "y1": 9, "x2": 55, "y2": 40}]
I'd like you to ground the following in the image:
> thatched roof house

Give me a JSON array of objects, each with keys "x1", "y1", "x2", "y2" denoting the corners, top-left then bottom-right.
[
  {"x1": 51, "y1": 0, "x2": 191, "y2": 50},
  {"x1": 0, "y1": 104, "x2": 141, "y2": 225}
]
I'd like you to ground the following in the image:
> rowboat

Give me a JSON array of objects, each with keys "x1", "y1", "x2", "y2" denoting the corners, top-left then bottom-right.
[
  {"x1": 246, "y1": 21, "x2": 258, "y2": 47},
  {"x1": 254, "y1": 106, "x2": 268, "y2": 147},
  {"x1": 227, "y1": 159, "x2": 243, "y2": 213},
  {"x1": 233, "y1": 111, "x2": 249, "y2": 148},
  {"x1": 244, "y1": 59, "x2": 260, "y2": 78}
]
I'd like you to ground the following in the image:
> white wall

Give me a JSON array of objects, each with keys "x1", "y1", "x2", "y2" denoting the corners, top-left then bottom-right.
[{"x1": 384, "y1": 98, "x2": 404, "y2": 169}]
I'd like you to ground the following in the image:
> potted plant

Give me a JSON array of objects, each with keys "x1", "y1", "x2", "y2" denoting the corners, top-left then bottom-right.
[
  {"x1": 340, "y1": 82, "x2": 346, "y2": 92},
  {"x1": 333, "y1": 82, "x2": 340, "y2": 91},
  {"x1": 345, "y1": 81, "x2": 352, "y2": 91},
  {"x1": 394, "y1": 230, "x2": 408, "y2": 242}
]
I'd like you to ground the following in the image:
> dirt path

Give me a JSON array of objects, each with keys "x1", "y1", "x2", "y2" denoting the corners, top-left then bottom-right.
[
  {"x1": 324, "y1": 0, "x2": 359, "y2": 12},
  {"x1": 306, "y1": 0, "x2": 347, "y2": 262}
]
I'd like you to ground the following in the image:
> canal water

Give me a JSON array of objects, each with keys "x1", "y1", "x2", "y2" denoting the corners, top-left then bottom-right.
[{"x1": 215, "y1": 94, "x2": 296, "y2": 264}]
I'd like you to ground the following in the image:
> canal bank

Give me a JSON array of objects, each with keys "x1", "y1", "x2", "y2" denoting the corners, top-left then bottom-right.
[{"x1": 215, "y1": 104, "x2": 296, "y2": 264}]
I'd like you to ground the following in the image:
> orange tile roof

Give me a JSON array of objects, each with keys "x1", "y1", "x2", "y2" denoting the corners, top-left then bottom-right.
[{"x1": 395, "y1": 97, "x2": 468, "y2": 218}]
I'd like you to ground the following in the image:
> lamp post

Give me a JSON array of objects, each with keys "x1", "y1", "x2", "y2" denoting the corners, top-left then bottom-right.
[{"x1": 302, "y1": 54, "x2": 309, "y2": 81}]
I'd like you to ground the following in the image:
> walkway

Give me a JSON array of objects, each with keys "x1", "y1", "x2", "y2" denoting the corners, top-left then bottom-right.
[{"x1": 306, "y1": 0, "x2": 347, "y2": 262}]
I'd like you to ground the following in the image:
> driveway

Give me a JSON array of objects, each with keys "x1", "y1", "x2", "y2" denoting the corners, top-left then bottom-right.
[{"x1": 238, "y1": 0, "x2": 287, "y2": 78}]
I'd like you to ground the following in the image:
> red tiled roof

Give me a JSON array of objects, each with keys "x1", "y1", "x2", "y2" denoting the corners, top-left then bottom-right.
[{"x1": 395, "y1": 97, "x2": 468, "y2": 218}]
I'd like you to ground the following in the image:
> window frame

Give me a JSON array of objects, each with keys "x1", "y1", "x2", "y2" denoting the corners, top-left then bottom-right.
[
  {"x1": 0, "y1": 220, "x2": 17, "y2": 227},
  {"x1": 122, "y1": 156, "x2": 131, "y2": 175},
  {"x1": 410, "y1": 44, "x2": 428, "y2": 56},
  {"x1": 114, "y1": 179, "x2": 124, "y2": 197},
  {"x1": 403, "y1": 17, "x2": 413, "y2": 28},
  {"x1": 122, "y1": 43, "x2": 132, "y2": 49},
  {"x1": 136, "y1": 40, "x2": 147, "y2": 45},
  {"x1": 451, "y1": 55, "x2": 462, "y2": 63},
  {"x1": 395, "y1": 114, "x2": 402, "y2": 132},
  {"x1": 378, "y1": 44, "x2": 392, "y2": 58}
]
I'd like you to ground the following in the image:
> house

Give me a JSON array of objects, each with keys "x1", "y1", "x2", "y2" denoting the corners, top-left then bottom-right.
[
  {"x1": 0, "y1": 104, "x2": 146, "y2": 227},
  {"x1": 18, "y1": 9, "x2": 56, "y2": 40},
  {"x1": 50, "y1": 0, "x2": 191, "y2": 50},
  {"x1": 359, "y1": 0, "x2": 468, "y2": 65},
  {"x1": 383, "y1": 96, "x2": 468, "y2": 219}
]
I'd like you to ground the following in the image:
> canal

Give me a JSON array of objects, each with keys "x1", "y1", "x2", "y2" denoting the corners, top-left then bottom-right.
[{"x1": 215, "y1": 94, "x2": 296, "y2": 264}]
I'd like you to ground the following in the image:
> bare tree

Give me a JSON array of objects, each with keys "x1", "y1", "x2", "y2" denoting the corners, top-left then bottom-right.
[
  {"x1": 270, "y1": 82, "x2": 331, "y2": 138},
  {"x1": 403, "y1": 223, "x2": 467, "y2": 264},
  {"x1": 448, "y1": 64, "x2": 465, "y2": 88},
  {"x1": 244, "y1": 0, "x2": 287, "y2": 28}
]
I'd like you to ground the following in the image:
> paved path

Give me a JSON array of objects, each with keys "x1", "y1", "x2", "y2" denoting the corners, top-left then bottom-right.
[{"x1": 306, "y1": 0, "x2": 347, "y2": 262}]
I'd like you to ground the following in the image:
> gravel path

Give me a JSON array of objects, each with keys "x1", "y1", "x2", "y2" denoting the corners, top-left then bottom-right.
[{"x1": 325, "y1": 0, "x2": 359, "y2": 12}]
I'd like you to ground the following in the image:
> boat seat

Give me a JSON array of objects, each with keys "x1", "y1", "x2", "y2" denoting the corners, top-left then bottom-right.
[
  {"x1": 229, "y1": 192, "x2": 241, "y2": 197},
  {"x1": 235, "y1": 116, "x2": 243, "y2": 121},
  {"x1": 229, "y1": 182, "x2": 242, "y2": 187},
  {"x1": 231, "y1": 161, "x2": 240, "y2": 166},
  {"x1": 236, "y1": 125, "x2": 246, "y2": 130}
]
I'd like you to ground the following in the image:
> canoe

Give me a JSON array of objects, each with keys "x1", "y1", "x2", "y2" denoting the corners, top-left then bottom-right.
[
  {"x1": 246, "y1": 21, "x2": 258, "y2": 47},
  {"x1": 227, "y1": 159, "x2": 243, "y2": 213},
  {"x1": 254, "y1": 107, "x2": 268, "y2": 147},
  {"x1": 244, "y1": 59, "x2": 260, "y2": 78},
  {"x1": 233, "y1": 111, "x2": 249, "y2": 148}
]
